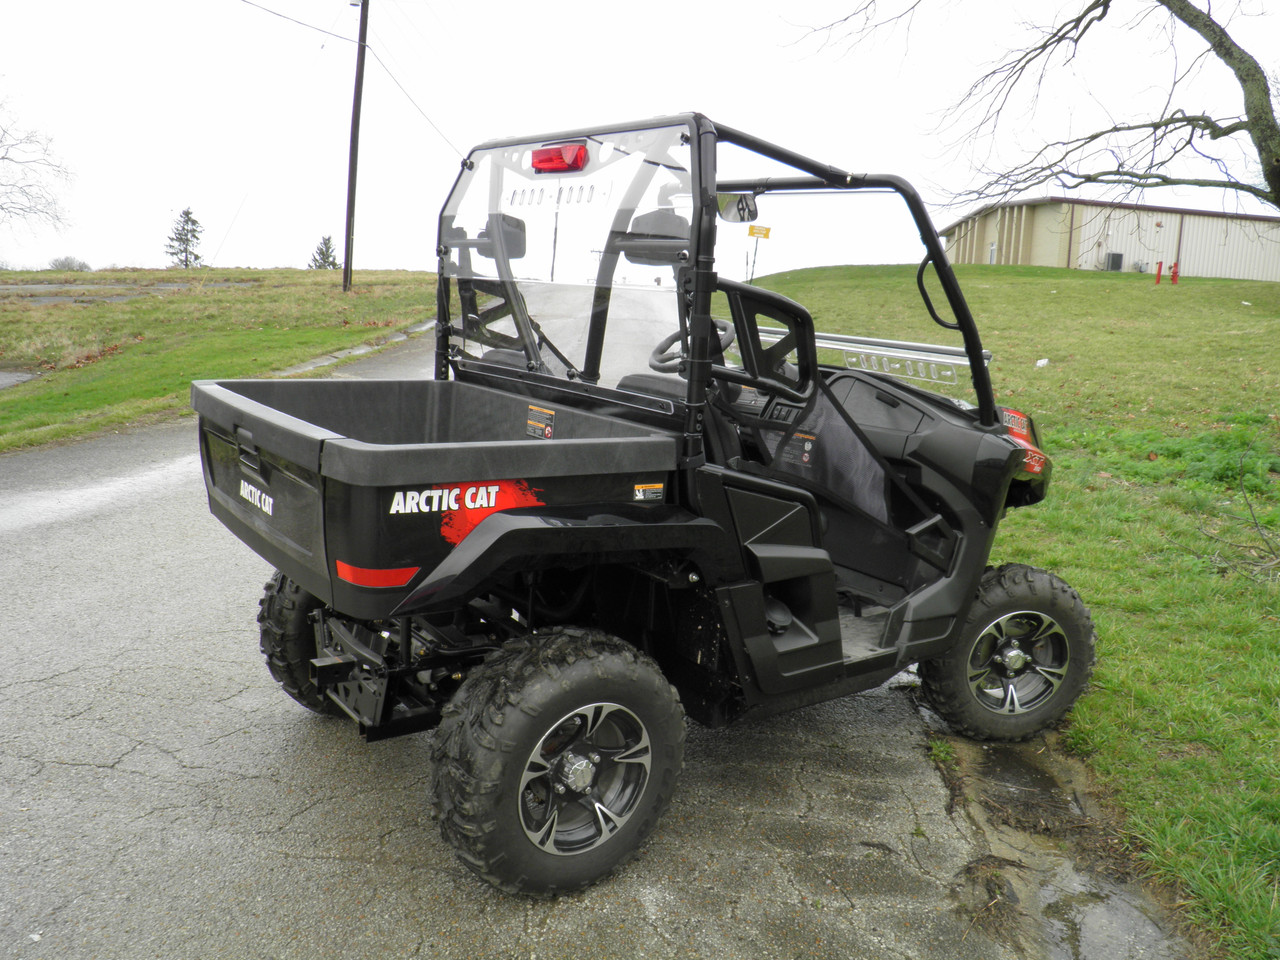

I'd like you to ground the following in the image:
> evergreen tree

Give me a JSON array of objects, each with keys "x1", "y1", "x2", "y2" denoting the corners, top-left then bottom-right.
[
  {"x1": 309, "y1": 235, "x2": 338, "y2": 270},
  {"x1": 165, "y1": 207, "x2": 203, "y2": 268}
]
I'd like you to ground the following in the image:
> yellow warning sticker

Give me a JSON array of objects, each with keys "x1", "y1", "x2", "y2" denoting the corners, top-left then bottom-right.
[
  {"x1": 527, "y1": 405, "x2": 555, "y2": 440},
  {"x1": 633, "y1": 483, "x2": 665, "y2": 502}
]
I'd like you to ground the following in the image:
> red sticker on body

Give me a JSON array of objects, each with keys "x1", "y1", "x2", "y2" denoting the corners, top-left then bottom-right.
[{"x1": 387, "y1": 480, "x2": 545, "y2": 545}]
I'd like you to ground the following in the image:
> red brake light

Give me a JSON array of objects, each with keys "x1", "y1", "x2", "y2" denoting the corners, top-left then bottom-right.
[
  {"x1": 335, "y1": 560, "x2": 420, "y2": 588},
  {"x1": 532, "y1": 142, "x2": 587, "y2": 173}
]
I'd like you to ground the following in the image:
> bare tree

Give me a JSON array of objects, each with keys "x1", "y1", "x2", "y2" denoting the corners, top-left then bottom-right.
[
  {"x1": 0, "y1": 103, "x2": 68, "y2": 228},
  {"x1": 48, "y1": 255, "x2": 90, "y2": 272},
  {"x1": 809, "y1": 1, "x2": 1280, "y2": 211}
]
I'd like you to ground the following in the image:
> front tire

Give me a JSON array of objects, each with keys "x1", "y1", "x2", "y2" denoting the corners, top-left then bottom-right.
[
  {"x1": 920, "y1": 564, "x2": 1095, "y2": 741},
  {"x1": 432, "y1": 628, "x2": 685, "y2": 897}
]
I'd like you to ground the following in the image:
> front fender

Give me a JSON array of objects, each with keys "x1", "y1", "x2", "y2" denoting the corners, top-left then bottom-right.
[{"x1": 392, "y1": 503, "x2": 741, "y2": 615}]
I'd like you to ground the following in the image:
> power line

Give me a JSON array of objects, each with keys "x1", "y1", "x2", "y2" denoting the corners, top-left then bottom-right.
[
  {"x1": 236, "y1": 0, "x2": 461, "y2": 157},
  {"x1": 237, "y1": 0, "x2": 351, "y2": 43},
  {"x1": 366, "y1": 46, "x2": 462, "y2": 157}
]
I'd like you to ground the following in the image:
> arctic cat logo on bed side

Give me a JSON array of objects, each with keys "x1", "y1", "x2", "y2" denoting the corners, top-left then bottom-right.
[
  {"x1": 389, "y1": 484, "x2": 502, "y2": 514},
  {"x1": 388, "y1": 480, "x2": 546, "y2": 547},
  {"x1": 239, "y1": 479, "x2": 274, "y2": 516}
]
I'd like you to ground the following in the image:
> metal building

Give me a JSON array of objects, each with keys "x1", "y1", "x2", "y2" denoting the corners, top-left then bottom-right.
[{"x1": 940, "y1": 197, "x2": 1280, "y2": 281}]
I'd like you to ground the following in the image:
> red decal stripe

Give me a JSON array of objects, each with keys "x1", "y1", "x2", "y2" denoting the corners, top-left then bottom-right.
[
  {"x1": 438, "y1": 479, "x2": 545, "y2": 546},
  {"x1": 335, "y1": 561, "x2": 420, "y2": 588}
]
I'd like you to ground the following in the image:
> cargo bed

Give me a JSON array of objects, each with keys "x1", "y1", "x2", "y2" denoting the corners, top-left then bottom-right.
[{"x1": 193, "y1": 379, "x2": 679, "y2": 619}]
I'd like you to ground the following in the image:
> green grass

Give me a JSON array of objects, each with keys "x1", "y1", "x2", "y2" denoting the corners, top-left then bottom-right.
[
  {"x1": 0, "y1": 268, "x2": 436, "y2": 451},
  {"x1": 763, "y1": 264, "x2": 1280, "y2": 960}
]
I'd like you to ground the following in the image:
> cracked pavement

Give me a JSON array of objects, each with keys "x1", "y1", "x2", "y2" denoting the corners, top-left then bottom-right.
[{"x1": 0, "y1": 337, "x2": 1190, "y2": 959}]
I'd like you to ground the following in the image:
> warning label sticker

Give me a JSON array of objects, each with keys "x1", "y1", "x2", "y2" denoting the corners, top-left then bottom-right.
[
  {"x1": 527, "y1": 405, "x2": 555, "y2": 440},
  {"x1": 779, "y1": 432, "x2": 817, "y2": 469},
  {"x1": 633, "y1": 483, "x2": 664, "y2": 502}
]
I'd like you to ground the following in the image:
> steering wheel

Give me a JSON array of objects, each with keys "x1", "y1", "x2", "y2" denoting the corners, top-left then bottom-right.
[{"x1": 648, "y1": 319, "x2": 736, "y2": 373}]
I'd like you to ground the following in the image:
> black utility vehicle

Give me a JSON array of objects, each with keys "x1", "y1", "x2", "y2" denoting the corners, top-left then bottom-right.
[{"x1": 193, "y1": 115, "x2": 1094, "y2": 896}]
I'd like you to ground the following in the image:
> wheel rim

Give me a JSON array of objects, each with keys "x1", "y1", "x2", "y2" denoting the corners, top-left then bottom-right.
[
  {"x1": 518, "y1": 702, "x2": 652, "y2": 856},
  {"x1": 966, "y1": 610, "x2": 1070, "y2": 716}
]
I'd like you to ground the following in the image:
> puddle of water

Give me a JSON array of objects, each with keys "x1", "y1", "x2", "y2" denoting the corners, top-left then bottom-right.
[
  {"x1": 0, "y1": 371, "x2": 37, "y2": 389},
  {"x1": 954, "y1": 740, "x2": 1194, "y2": 960},
  {"x1": 1040, "y1": 857, "x2": 1183, "y2": 960}
]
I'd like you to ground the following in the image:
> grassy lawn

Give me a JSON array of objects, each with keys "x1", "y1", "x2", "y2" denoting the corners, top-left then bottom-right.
[
  {"x1": 0, "y1": 268, "x2": 436, "y2": 452},
  {"x1": 767, "y1": 264, "x2": 1279, "y2": 960},
  {"x1": 3, "y1": 264, "x2": 1276, "y2": 956}
]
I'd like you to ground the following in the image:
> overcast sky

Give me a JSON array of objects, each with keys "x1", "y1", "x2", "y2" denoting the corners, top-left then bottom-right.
[{"x1": 2, "y1": 0, "x2": 1276, "y2": 274}]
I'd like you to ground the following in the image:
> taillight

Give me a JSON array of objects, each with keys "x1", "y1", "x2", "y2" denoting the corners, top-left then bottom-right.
[
  {"x1": 532, "y1": 142, "x2": 587, "y2": 173},
  {"x1": 335, "y1": 561, "x2": 420, "y2": 588}
]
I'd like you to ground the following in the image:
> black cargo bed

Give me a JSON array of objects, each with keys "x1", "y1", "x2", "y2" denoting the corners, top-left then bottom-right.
[{"x1": 192, "y1": 379, "x2": 679, "y2": 617}]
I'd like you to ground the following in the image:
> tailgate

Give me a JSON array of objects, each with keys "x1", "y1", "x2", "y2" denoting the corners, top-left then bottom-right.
[{"x1": 194, "y1": 380, "x2": 341, "y2": 602}]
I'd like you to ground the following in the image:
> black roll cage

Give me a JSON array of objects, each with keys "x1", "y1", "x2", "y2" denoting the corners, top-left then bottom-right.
[
  {"x1": 706, "y1": 120, "x2": 997, "y2": 428},
  {"x1": 434, "y1": 114, "x2": 999, "y2": 466}
]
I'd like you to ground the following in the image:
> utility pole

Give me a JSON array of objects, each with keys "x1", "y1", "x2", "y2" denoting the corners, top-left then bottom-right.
[{"x1": 342, "y1": 0, "x2": 370, "y2": 293}]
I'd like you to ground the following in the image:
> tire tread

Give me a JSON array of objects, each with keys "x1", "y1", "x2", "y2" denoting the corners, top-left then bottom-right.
[
  {"x1": 920, "y1": 564, "x2": 1096, "y2": 742},
  {"x1": 431, "y1": 627, "x2": 685, "y2": 897}
]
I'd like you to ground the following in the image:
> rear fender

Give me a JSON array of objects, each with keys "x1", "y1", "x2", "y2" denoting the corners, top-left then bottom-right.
[{"x1": 392, "y1": 504, "x2": 741, "y2": 615}]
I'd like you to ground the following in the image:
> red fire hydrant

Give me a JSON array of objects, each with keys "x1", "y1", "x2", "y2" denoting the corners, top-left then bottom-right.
[{"x1": 1171, "y1": 262, "x2": 1179, "y2": 284}]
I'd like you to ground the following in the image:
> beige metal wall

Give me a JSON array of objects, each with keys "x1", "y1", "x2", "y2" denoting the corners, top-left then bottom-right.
[
  {"x1": 1070, "y1": 205, "x2": 1172, "y2": 274},
  {"x1": 943, "y1": 201, "x2": 1280, "y2": 281},
  {"x1": 1177, "y1": 214, "x2": 1280, "y2": 281}
]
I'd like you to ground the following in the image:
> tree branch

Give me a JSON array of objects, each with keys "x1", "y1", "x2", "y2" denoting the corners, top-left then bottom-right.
[
  {"x1": 1153, "y1": 0, "x2": 1280, "y2": 204},
  {"x1": 800, "y1": 0, "x2": 924, "y2": 52},
  {"x1": 956, "y1": 109, "x2": 1277, "y2": 207},
  {"x1": 961, "y1": 0, "x2": 1114, "y2": 136},
  {"x1": 0, "y1": 107, "x2": 68, "y2": 229},
  {"x1": 806, "y1": 1, "x2": 1280, "y2": 212}
]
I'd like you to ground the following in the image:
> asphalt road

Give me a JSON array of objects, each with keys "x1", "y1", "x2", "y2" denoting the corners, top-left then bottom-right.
[{"x1": 0, "y1": 335, "x2": 1189, "y2": 960}]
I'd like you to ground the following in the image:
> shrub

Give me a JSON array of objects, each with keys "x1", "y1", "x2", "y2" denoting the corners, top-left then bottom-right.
[{"x1": 49, "y1": 256, "x2": 91, "y2": 272}]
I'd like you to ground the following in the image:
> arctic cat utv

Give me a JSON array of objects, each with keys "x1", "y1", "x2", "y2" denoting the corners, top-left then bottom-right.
[{"x1": 192, "y1": 114, "x2": 1094, "y2": 897}]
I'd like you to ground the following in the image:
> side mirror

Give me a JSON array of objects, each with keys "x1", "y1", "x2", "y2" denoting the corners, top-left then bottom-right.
[
  {"x1": 717, "y1": 193, "x2": 758, "y2": 223},
  {"x1": 477, "y1": 213, "x2": 526, "y2": 260}
]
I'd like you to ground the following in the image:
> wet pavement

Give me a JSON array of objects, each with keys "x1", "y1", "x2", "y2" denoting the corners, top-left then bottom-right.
[
  {"x1": 941, "y1": 737, "x2": 1193, "y2": 960},
  {"x1": 0, "y1": 332, "x2": 1200, "y2": 959}
]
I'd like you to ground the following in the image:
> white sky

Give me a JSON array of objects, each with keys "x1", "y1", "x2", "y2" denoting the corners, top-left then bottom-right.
[{"x1": 2, "y1": 0, "x2": 1276, "y2": 274}]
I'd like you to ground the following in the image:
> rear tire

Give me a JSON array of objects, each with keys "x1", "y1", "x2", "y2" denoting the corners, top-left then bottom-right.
[
  {"x1": 919, "y1": 564, "x2": 1095, "y2": 742},
  {"x1": 257, "y1": 572, "x2": 341, "y2": 716},
  {"x1": 432, "y1": 628, "x2": 685, "y2": 897}
]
